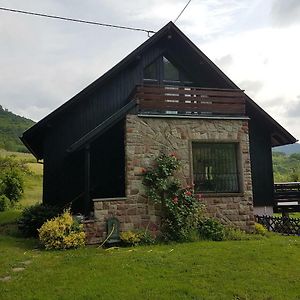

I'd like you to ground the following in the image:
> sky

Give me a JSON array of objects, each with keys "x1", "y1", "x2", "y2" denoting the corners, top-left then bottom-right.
[{"x1": 0, "y1": 0, "x2": 300, "y2": 140}]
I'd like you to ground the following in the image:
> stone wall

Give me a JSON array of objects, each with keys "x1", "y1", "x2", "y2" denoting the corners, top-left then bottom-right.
[
  {"x1": 125, "y1": 115, "x2": 254, "y2": 232},
  {"x1": 89, "y1": 114, "x2": 254, "y2": 244}
]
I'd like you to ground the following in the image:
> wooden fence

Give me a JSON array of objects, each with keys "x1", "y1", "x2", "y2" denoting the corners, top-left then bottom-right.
[
  {"x1": 255, "y1": 215, "x2": 300, "y2": 235},
  {"x1": 136, "y1": 85, "x2": 245, "y2": 116}
]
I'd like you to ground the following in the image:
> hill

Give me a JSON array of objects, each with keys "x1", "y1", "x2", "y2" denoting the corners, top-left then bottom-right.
[
  {"x1": 273, "y1": 143, "x2": 300, "y2": 155},
  {"x1": 0, "y1": 105, "x2": 35, "y2": 152}
]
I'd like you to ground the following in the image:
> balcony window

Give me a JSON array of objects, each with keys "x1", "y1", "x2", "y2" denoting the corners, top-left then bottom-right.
[
  {"x1": 144, "y1": 62, "x2": 157, "y2": 81},
  {"x1": 143, "y1": 56, "x2": 190, "y2": 85},
  {"x1": 192, "y1": 142, "x2": 240, "y2": 193},
  {"x1": 163, "y1": 57, "x2": 180, "y2": 82}
]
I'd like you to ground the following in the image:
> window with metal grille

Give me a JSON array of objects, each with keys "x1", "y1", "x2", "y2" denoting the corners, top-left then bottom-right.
[{"x1": 192, "y1": 142, "x2": 240, "y2": 193}]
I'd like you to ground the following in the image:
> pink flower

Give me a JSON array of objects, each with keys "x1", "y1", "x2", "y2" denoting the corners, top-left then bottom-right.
[
  {"x1": 141, "y1": 168, "x2": 147, "y2": 174},
  {"x1": 172, "y1": 197, "x2": 178, "y2": 204},
  {"x1": 170, "y1": 152, "x2": 177, "y2": 158},
  {"x1": 185, "y1": 191, "x2": 192, "y2": 196}
]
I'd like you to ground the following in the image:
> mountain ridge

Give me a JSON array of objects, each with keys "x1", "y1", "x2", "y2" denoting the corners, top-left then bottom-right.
[
  {"x1": 273, "y1": 143, "x2": 300, "y2": 155},
  {"x1": 0, "y1": 105, "x2": 35, "y2": 152}
]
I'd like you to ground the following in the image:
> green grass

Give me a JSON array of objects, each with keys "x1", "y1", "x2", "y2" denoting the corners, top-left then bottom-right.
[
  {"x1": 0, "y1": 210, "x2": 21, "y2": 226},
  {"x1": 274, "y1": 212, "x2": 300, "y2": 219},
  {"x1": 0, "y1": 234, "x2": 299, "y2": 299}
]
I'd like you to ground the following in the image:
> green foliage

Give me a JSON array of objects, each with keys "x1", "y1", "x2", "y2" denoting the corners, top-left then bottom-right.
[
  {"x1": 38, "y1": 211, "x2": 85, "y2": 250},
  {"x1": 120, "y1": 230, "x2": 156, "y2": 246},
  {"x1": 272, "y1": 151, "x2": 300, "y2": 182},
  {"x1": 254, "y1": 222, "x2": 268, "y2": 235},
  {"x1": 143, "y1": 153, "x2": 203, "y2": 242},
  {"x1": 0, "y1": 195, "x2": 10, "y2": 211},
  {"x1": 120, "y1": 231, "x2": 142, "y2": 246},
  {"x1": 18, "y1": 203, "x2": 61, "y2": 237},
  {"x1": 198, "y1": 218, "x2": 225, "y2": 241},
  {"x1": 0, "y1": 105, "x2": 35, "y2": 152},
  {"x1": 0, "y1": 155, "x2": 30, "y2": 204},
  {"x1": 0, "y1": 171, "x2": 24, "y2": 203}
]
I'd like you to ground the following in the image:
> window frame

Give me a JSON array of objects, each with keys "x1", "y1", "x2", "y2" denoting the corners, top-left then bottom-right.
[
  {"x1": 143, "y1": 55, "x2": 193, "y2": 86},
  {"x1": 190, "y1": 140, "x2": 244, "y2": 196}
]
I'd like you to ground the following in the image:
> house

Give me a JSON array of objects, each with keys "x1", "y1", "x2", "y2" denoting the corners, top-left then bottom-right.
[{"x1": 21, "y1": 22, "x2": 297, "y2": 243}]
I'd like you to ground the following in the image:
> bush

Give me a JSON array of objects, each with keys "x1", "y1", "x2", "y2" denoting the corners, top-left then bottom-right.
[
  {"x1": 38, "y1": 211, "x2": 85, "y2": 250},
  {"x1": 0, "y1": 171, "x2": 24, "y2": 203},
  {"x1": 254, "y1": 223, "x2": 268, "y2": 235},
  {"x1": 120, "y1": 231, "x2": 142, "y2": 246},
  {"x1": 0, "y1": 195, "x2": 10, "y2": 211},
  {"x1": 224, "y1": 227, "x2": 260, "y2": 241},
  {"x1": 143, "y1": 153, "x2": 204, "y2": 242},
  {"x1": 198, "y1": 218, "x2": 225, "y2": 241},
  {"x1": 18, "y1": 204, "x2": 61, "y2": 237}
]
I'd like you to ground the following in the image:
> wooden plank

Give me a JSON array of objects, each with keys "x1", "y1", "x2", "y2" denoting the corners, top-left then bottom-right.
[
  {"x1": 136, "y1": 93, "x2": 245, "y2": 104},
  {"x1": 140, "y1": 105, "x2": 244, "y2": 114},
  {"x1": 139, "y1": 99, "x2": 244, "y2": 109},
  {"x1": 137, "y1": 85, "x2": 244, "y2": 97}
]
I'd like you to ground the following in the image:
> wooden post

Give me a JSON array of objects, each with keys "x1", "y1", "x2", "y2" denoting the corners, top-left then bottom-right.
[{"x1": 84, "y1": 145, "x2": 91, "y2": 217}]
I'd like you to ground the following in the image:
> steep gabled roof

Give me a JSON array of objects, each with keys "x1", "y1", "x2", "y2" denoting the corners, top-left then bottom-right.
[{"x1": 21, "y1": 21, "x2": 297, "y2": 159}]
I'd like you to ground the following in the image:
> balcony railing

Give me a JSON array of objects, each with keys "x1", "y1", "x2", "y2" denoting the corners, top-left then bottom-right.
[{"x1": 135, "y1": 85, "x2": 246, "y2": 116}]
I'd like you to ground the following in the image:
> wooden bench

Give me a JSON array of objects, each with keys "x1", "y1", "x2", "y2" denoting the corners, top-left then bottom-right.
[{"x1": 274, "y1": 182, "x2": 300, "y2": 214}]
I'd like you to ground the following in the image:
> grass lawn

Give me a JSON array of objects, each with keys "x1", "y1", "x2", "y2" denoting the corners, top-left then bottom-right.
[
  {"x1": 0, "y1": 233, "x2": 299, "y2": 300},
  {"x1": 274, "y1": 212, "x2": 300, "y2": 219},
  {"x1": 1, "y1": 149, "x2": 299, "y2": 299}
]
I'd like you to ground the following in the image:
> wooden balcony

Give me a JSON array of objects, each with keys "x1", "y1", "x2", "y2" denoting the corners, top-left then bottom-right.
[{"x1": 135, "y1": 85, "x2": 246, "y2": 117}]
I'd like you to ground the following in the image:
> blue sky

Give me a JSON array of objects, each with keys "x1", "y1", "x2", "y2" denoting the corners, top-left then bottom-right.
[{"x1": 0, "y1": 0, "x2": 299, "y2": 139}]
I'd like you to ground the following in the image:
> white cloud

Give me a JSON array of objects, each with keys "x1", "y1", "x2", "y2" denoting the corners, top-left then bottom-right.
[{"x1": 0, "y1": 0, "x2": 299, "y2": 140}]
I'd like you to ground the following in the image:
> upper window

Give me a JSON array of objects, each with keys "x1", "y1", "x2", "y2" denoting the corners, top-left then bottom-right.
[
  {"x1": 144, "y1": 62, "x2": 157, "y2": 81},
  {"x1": 163, "y1": 57, "x2": 180, "y2": 82},
  {"x1": 192, "y1": 142, "x2": 240, "y2": 193},
  {"x1": 143, "y1": 56, "x2": 190, "y2": 85}
]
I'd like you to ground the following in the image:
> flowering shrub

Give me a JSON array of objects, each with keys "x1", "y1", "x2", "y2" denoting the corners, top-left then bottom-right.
[
  {"x1": 120, "y1": 231, "x2": 142, "y2": 246},
  {"x1": 254, "y1": 222, "x2": 268, "y2": 235},
  {"x1": 120, "y1": 230, "x2": 156, "y2": 246},
  {"x1": 38, "y1": 211, "x2": 85, "y2": 250},
  {"x1": 143, "y1": 153, "x2": 203, "y2": 241}
]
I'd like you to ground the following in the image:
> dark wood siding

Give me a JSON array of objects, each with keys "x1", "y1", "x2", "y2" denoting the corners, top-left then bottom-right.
[
  {"x1": 41, "y1": 37, "x2": 250, "y2": 211},
  {"x1": 249, "y1": 119, "x2": 274, "y2": 207}
]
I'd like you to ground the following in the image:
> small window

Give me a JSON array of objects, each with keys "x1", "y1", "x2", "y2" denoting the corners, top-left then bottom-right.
[
  {"x1": 192, "y1": 143, "x2": 240, "y2": 193},
  {"x1": 144, "y1": 62, "x2": 157, "y2": 80},
  {"x1": 163, "y1": 57, "x2": 179, "y2": 81}
]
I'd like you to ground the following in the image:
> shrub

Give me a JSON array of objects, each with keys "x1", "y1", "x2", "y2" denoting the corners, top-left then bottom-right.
[
  {"x1": 224, "y1": 227, "x2": 259, "y2": 241},
  {"x1": 120, "y1": 231, "x2": 141, "y2": 246},
  {"x1": 0, "y1": 155, "x2": 30, "y2": 204},
  {"x1": 120, "y1": 230, "x2": 156, "y2": 246},
  {"x1": 143, "y1": 153, "x2": 204, "y2": 242},
  {"x1": 0, "y1": 195, "x2": 10, "y2": 211},
  {"x1": 0, "y1": 171, "x2": 24, "y2": 203},
  {"x1": 38, "y1": 211, "x2": 85, "y2": 250},
  {"x1": 254, "y1": 222, "x2": 268, "y2": 235},
  {"x1": 18, "y1": 203, "x2": 62, "y2": 237},
  {"x1": 139, "y1": 230, "x2": 156, "y2": 245},
  {"x1": 198, "y1": 218, "x2": 225, "y2": 241}
]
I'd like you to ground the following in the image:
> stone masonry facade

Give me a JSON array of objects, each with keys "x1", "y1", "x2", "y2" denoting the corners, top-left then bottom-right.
[{"x1": 86, "y1": 114, "x2": 255, "y2": 244}]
